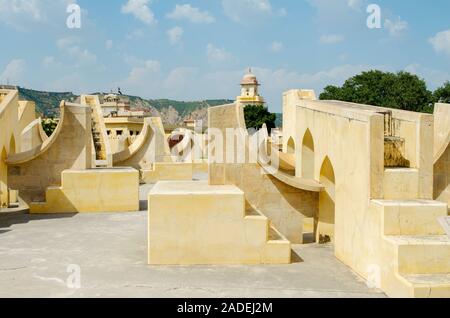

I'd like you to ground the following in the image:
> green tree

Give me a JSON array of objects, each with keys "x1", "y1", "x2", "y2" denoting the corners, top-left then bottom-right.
[
  {"x1": 319, "y1": 70, "x2": 434, "y2": 113},
  {"x1": 244, "y1": 105, "x2": 276, "y2": 133},
  {"x1": 42, "y1": 118, "x2": 59, "y2": 137},
  {"x1": 434, "y1": 81, "x2": 450, "y2": 103}
]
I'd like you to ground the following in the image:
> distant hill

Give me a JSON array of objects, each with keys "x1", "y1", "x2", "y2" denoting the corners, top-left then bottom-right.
[
  {"x1": 18, "y1": 87, "x2": 234, "y2": 125},
  {"x1": 18, "y1": 88, "x2": 77, "y2": 117},
  {"x1": 17, "y1": 87, "x2": 282, "y2": 127}
]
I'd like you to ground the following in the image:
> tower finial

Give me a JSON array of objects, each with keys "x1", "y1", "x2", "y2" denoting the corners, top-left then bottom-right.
[{"x1": 248, "y1": 67, "x2": 252, "y2": 74}]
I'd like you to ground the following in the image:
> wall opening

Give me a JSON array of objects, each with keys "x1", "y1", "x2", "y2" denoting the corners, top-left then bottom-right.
[
  {"x1": 315, "y1": 156, "x2": 336, "y2": 244},
  {"x1": 301, "y1": 129, "x2": 315, "y2": 179},
  {"x1": 287, "y1": 137, "x2": 295, "y2": 154},
  {"x1": 0, "y1": 147, "x2": 8, "y2": 208}
]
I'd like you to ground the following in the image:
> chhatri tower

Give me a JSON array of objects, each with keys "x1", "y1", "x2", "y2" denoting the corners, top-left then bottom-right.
[{"x1": 236, "y1": 68, "x2": 265, "y2": 107}]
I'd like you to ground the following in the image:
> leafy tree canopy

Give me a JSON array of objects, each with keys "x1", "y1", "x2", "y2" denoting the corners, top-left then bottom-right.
[
  {"x1": 244, "y1": 105, "x2": 276, "y2": 132},
  {"x1": 319, "y1": 70, "x2": 435, "y2": 113},
  {"x1": 42, "y1": 118, "x2": 59, "y2": 137},
  {"x1": 434, "y1": 81, "x2": 450, "y2": 104}
]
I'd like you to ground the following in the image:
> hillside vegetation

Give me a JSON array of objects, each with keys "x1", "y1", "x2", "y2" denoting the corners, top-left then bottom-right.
[{"x1": 17, "y1": 87, "x2": 235, "y2": 125}]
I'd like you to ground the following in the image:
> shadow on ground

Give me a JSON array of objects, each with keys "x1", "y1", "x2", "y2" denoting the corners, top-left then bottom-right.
[
  {"x1": 291, "y1": 250, "x2": 304, "y2": 263},
  {"x1": 0, "y1": 210, "x2": 76, "y2": 235},
  {"x1": 139, "y1": 200, "x2": 148, "y2": 211}
]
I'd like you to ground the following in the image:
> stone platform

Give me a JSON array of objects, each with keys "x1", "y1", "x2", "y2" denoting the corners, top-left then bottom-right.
[
  {"x1": 30, "y1": 168, "x2": 139, "y2": 213},
  {"x1": 148, "y1": 181, "x2": 291, "y2": 265}
]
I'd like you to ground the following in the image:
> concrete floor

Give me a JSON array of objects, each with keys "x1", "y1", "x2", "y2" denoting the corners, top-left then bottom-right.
[{"x1": 0, "y1": 185, "x2": 385, "y2": 298}]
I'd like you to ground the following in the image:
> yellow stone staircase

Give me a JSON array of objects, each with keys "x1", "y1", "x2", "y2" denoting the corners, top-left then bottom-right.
[
  {"x1": 82, "y1": 95, "x2": 111, "y2": 168},
  {"x1": 370, "y1": 168, "x2": 450, "y2": 298},
  {"x1": 91, "y1": 116, "x2": 107, "y2": 162},
  {"x1": 148, "y1": 181, "x2": 291, "y2": 265}
]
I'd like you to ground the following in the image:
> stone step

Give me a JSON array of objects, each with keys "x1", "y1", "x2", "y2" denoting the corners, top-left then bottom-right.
[
  {"x1": 372, "y1": 199, "x2": 447, "y2": 235},
  {"x1": 268, "y1": 225, "x2": 289, "y2": 242},
  {"x1": 383, "y1": 168, "x2": 419, "y2": 200},
  {"x1": 95, "y1": 160, "x2": 108, "y2": 167},
  {"x1": 398, "y1": 273, "x2": 450, "y2": 298},
  {"x1": 384, "y1": 235, "x2": 450, "y2": 274},
  {"x1": 148, "y1": 181, "x2": 290, "y2": 265}
]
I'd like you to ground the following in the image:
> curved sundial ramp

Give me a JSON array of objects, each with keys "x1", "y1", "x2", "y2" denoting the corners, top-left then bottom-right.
[
  {"x1": 208, "y1": 102, "x2": 321, "y2": 244},
  {"x1": 20, "y1": 118, "x2": 48, "y2": 153},
  {"x1": 6, "y1": 101, "x2": 93, "y2": 204},
  {"x1": 7, "y1": 103, "x2": 67, "y2": 165},
  {"x1": 113, "y1": 117, "x2": 171, "y2": 169}
]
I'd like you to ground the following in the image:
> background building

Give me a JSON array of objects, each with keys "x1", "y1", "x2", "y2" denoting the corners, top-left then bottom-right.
[{"x1": 236, "y1": 69, "x2": 265, "y2": 107}]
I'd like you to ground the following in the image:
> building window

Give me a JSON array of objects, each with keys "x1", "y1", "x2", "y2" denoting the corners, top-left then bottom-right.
[
  {"x1": 117, "y1": 130, "x2": 123, "y2": 136},
  {"x1": 130, "y1": 131, "x2": 134, "y2": 136},
  {"x1": 107, "y1": 130, "x2": 111, "y2": 136}
]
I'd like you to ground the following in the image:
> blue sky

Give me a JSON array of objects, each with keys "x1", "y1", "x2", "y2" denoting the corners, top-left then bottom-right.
[{"x1": 0, "y1": 0, "x2": 449, "y2": 112}]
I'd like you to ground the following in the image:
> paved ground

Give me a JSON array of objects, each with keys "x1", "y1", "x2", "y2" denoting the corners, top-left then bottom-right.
[{"x1": 0, "y1": 185, "x2": 385, "y2": 298}]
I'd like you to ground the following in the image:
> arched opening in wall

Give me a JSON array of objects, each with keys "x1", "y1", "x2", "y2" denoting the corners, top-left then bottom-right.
[
  {"x1": 315, "y1": 156, "x2": 336, "y2": 244},
  {"x1": 0, "y1": 147, "x2": 8, "y2": 208},
  {"x1": 301, "y1": 129, "x2": 315, "y2": 179},
  {"x1": 9, "y1": 135, "x2": 16, "y2": 155},
  {"x1": 168, "y1": 134, "x2": 184, "y2": 149},
  {"x1": 287, "y1": 137, "x2": 295, "y2": 154}
]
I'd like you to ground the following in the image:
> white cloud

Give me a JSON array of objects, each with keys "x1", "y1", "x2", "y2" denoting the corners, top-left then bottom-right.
[
  {"x1": 347, "y1": 0, "x2": 362, "y2": 10},
  {"x1": 269, "y1": 41, "x2": 284, "y2": 52},
  {"x1": 164, "y1": 67, "x2": 198, "y2": 95},
  {"x1": 120, "y1": 59, "x2": 161, "y2": 96},
  {"x1": 307, "y1": 0, "x2": 366, "y2": 36},
  {"x1": 126, "y1": 59, "x2": 161, "y2": 83},
  {"x1": 429, "y1": 30, "x2": 450, "y2": 56},
  {"x1": 405, "y1": 63, "x2": 450, "y2": 89},
  {"x1": 0, "y1": 0, "x2": 77, "y2": 30},
  {"x1": 0, "y1": 0, "x2": 44, "y2": 26},
  {"x1": 167, "y1": 26, "x2": 184, "y2": 46},
  {"x1": 167, "y1": 4, "x2": 215, "y2": 24},
  {"x1": 206, "y1": 44, "x2": 235, "y2": 64},
  {"x1": 121, "y1": 0, "x2": 156, "y2": 26},
  {"x1": 42, "y1": 56, "x2": 58, "y2": 68},
  {"x1": 384, "y1": 17, "x2": 408, "y2": 37},
  {"x1": 126, "y1": 28, "x2": 145, "y2": 40},
  {"x1": 277, "y1": 8, "x2": 287, "y2": 17},
  {"x1": 118, "y1": 62, "x2": 382, "y2": 112},
  {"x1": 0, "y1": 59, "x2": 26, "y2": 84},
  {"x1": 310, "y1": 0, "x2": 363, "y2": 11},
  {"x1": 57, "y1": 37, "x2": 97, "y2": 66},
  {"x1": 222, "y1": 0, "x2": 285, "y2": 24},
  {"x1": 319, "y1": 34, "x2": 344, "y2": 44}
]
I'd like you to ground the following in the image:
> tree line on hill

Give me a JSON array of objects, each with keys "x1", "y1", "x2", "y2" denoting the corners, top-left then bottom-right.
[
  {"x1": 319, "y1": 70, "x2": 450, "y2": 113},
  {"x1": 245, "y1": 70, "x2": 450, "y2": 131},
  {"x1": 17, "y1": 70, "x2": 450, "y2": 133}
]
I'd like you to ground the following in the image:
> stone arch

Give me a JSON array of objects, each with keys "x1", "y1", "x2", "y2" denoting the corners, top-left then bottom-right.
[
  {"x1": 0, "y1": 147, "x2": 8, "y2": 208},
  {"x1": 168, "y1": 133, "x2": 184, "y2": 150},
  {"x1": 301, "y1": 129, "x2": 315, "y2": 179},
  {"x1": 315, "y1": 156, "x2": 336, "y2": 244},
  {"x1": 9, "y1": 134, "x2": 16, "y2": 155},
  {"x1": 287, "y1": 137, "x2": 295, "y2": 154}
]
